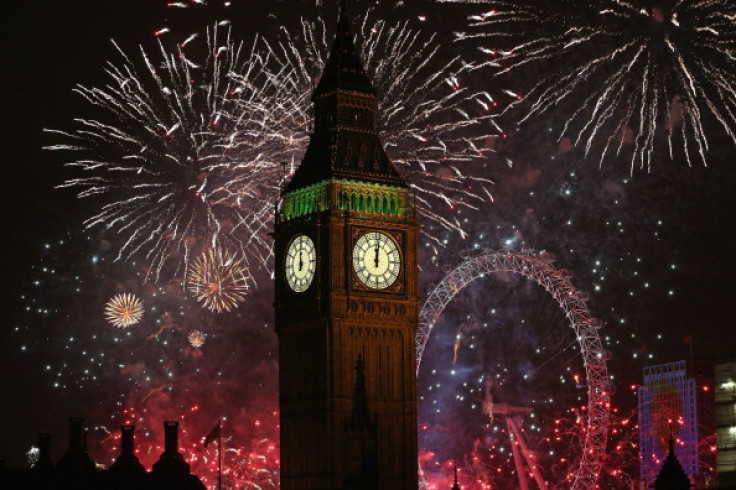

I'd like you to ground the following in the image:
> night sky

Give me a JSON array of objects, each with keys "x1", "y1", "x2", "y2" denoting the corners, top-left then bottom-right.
[{"x1": 2, "y1": 0, "x2": 735, "y2": 486}]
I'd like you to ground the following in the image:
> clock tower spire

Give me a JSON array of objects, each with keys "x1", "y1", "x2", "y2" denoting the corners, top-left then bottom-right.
[
  {"x1": 284, "y1": 0, "x2": 404, "y2": 194},
  {"x1": 273, "y1": 2, "x2": 420, "y2": 489}
]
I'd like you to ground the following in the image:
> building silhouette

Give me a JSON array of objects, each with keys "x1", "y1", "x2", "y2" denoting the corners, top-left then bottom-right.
[
  {"x1": 0, "y1": 417, "x2": 206, "y2": 490},
  {"x1": 273, "y1": 1, "x2": 419, "y2": 488},
  {"x1": 653, "y1": 438, "x2": 693, "y2": 490}
]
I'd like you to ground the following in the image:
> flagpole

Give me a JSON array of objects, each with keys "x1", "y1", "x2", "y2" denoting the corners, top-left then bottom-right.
[{"x1": 217, "y1": 420, "x2": 222, "y2": 490}]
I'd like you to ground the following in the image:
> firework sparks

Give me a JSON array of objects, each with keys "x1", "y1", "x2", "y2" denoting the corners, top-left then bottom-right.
[
  {"x1": 26, "y1": 446, "x2": 40, "y2": 467},
  {"x1": 141, "y1": 384, "x2": 174, "y2": 404},
  {"x1": 47, "y1": 26, "x2": 283, "y2": 281},
  {"x1": 446, "y1": 0, "x2": 736, "y2": 171},
  {"x1": 188, "y1": 329, "x2": 207, "y2": 348},
  {"x1": 145, "y1": 322, "x2": 186, "y2": 341},
  {"x1": 186, "y1": 247, "x2": 250, "y2": 313},
  {"x1": 49, "y1": 8, "x2": 502, "y2": 281},
  {"x1": 104, "y1": 293, "x2": 144, "y2": 328}
]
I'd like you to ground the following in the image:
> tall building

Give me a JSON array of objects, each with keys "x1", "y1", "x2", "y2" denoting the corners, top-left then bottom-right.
[
  {"x1": 273, "y1": 2, "x2": 419, "y2": 489},
  {"x1": 716, "y1": 359, "x2": 736, "y2": 486},
  {"x1": 639, "y1": 361, "x2": 699, "y2": 486}
]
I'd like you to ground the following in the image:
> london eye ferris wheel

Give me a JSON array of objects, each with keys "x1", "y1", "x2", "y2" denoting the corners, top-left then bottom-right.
[{"x1": 416, "y1": 249, "x2": 610, "y2": 489}]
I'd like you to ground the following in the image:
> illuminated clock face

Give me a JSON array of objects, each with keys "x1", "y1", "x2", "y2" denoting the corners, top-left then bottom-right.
[
  {"x1": 285, "y1": 234, "x2": 316, "y2": 293},
  {"x1": 353, "y1": 232, "x2": 401, "y2": 290}
]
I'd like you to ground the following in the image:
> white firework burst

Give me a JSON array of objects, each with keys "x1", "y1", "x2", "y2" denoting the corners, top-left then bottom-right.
[
  {"x1": 105, "y1": 293, "x2": 144, "y2": 328},
  {"x1": 186, "y1": 247, "x2": 251, "y2": 313},
  {"x1": 50, "y1": 9, "x2": 502, "y2": 282},
  {"x1": 445, "y1": 0, "x2": 736, "y2": 171},
  {"x1": 47, "y1": 27, "x2": 284, "y2": 281}
]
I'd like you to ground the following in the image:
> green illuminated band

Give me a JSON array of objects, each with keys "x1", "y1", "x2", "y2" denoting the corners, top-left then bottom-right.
[{"x1": 279, "y1": 179, "x2": 411, "y2": 222}]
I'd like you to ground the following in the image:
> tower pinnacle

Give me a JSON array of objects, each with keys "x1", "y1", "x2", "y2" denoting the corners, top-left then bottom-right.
[
  {"x1": 313, "y1": 0, "x2": 375, "y2": 98},
  {"x1": 653, "y1": 438, "x2": 692, "y2": 489},
  {"x1": 283, "y1": 2, "x2": 405, "y2": 193},
  {"x1": 451, "y1": 461, "x2": 460, "y2": 490}
]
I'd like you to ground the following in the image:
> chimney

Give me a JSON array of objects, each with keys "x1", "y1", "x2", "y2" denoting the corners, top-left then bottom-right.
[
  {"x1": 82, "y1": 427, "x2": 89, "y2": 454},
  {"x1": 164, "y1": 420, "x2": 179, "y2": 455},
  {"x1": 121, "y1": 425, "x2": 135, "y2": 456},
  {"x1": 110, "y1": 425, "x2": 145, "y2": 474},
  {"x1": 152, "y1": 420, "x2": 190, "y2": 477},
  {"x1": 56, "y1": 416, "x2": 95, "y2": 475},
  {"x1": 34, "y1": 433, "x2": 53, "y2": 472},
  {"x1": 68, "y1": 416, "x2": 84, "y2": 451}
]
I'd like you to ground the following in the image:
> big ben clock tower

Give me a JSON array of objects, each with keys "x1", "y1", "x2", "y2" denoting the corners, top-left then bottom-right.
[{"x1": 273, "y1": 2, "x2": 419, "y2": 489}]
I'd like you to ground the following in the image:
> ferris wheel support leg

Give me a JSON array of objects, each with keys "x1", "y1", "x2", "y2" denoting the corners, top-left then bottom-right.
[
  {"x1": 507, "y1": 416, "x2": 549, "y2": 490},
  {"x1": 506, "y1": 417, "x2": 532, "y2": 490}
]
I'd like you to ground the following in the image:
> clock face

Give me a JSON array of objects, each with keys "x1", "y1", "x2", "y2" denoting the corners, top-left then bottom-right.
[
  {"x1": 353, "y1": 231, "x2": 401, "y2": 290},
  {"x1": 285, "y1": 234, "x2": 316, "y2": 292}
]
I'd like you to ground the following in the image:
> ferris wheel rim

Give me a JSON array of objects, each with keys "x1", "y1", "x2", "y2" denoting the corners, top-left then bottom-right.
[{"x1": 416, "y1": 248, "x2": 610, "y2": 490}]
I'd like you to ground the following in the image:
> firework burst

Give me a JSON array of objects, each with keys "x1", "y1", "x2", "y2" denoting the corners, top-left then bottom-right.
[
  {"x1": 231, "y1": 10, "x2": 500, "y2": 245},
  {"x1": 186, "y1": 247, "x2": 250, "y2": 313},
  {"x1": 446, "y1": 0, "x2": 736, "y2": 171},
  {"x1": 47, "y1": 26, "x2": 283, "y2": 281},
  {"x1": 49, "y1": 9, "x2": 501, "y2": 278},
  {"x1": 104, "y1": 293, "x2": 144, "y2": 328},
  {"x1": 188, "y1": 329, "x2": 207, "y2": 348},
  {"x1": 26, "y1": 446, "x2": 40, "y2": 468}
]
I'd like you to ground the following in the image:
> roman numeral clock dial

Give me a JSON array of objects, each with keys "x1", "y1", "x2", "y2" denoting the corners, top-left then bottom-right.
[
  {"x1": 353, "y1": 231, "x2": 401, "y2": 290},
  {"x1": 284, "y1": 234, "x2": 316, "y2": 293}
]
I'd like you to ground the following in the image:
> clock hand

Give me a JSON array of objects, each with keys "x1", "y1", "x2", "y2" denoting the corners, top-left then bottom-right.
[
  {"x1": 299, "y1": 251, "x2": 303, "y2": 272},
  {"x1": 374, "y1": 245, "x2": 380, "y2": 268}
]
